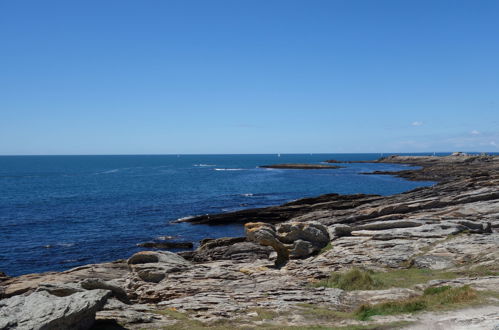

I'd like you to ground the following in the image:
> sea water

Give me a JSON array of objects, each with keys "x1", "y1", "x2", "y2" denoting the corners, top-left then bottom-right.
[{"x1": 0, "y1": 153, "x2": 437, "y2": 276}]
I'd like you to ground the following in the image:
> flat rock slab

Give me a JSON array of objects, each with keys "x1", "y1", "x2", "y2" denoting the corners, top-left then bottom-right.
[{"x1": 0, "y1": 289, "x2": 111, "y2": 330}]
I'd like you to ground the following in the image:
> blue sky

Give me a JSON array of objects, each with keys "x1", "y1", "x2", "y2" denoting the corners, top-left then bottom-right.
[{"x1": 1, "y1": 0, "x2": 498, "y2": 155}]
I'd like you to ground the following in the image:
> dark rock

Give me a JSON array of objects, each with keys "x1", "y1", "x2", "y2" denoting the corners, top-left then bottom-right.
[
  {"x1": 179, "y1": 194, "x2": 381, "y2": 225},
  {"x1": 0, "y1": 271, "x2": 9, "y2": 283}
]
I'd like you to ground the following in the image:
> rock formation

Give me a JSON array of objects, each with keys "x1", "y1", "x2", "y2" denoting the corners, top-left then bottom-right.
[{"x1": 245, "y1": 222, "x2": 290, "y2": 267}]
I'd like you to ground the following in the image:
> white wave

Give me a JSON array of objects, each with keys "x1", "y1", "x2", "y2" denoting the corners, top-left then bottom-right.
[
  {"x1": 156, "y1": 235, "x2": 180, "y2": 241},
  {"x1": 241, "y1": 193, "x2": 254, "y2": 197},
  {"x1": 58, "y1": 243, "x2": 75, "y2": 247},
  {"x1": 214, "y1": 168, "x2": 245, "y2": 171},
  {"x1": 176, "y1": 215, "x2": 195, "y2": 222},
  {"x1": 194, "y1": 164, "x2": 216, "y2": 167},
  {"x1": 95, "y1": 168, "x2": 120, "y2": 175}
]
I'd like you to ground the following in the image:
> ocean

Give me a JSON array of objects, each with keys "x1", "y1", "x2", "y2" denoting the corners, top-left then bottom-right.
[{"x1": 0, "y1": 153, "x2": 438, "y2": 276}]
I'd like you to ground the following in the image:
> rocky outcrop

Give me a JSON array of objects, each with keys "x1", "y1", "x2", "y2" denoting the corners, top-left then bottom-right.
[
  {"x1": 0, "y1": 261, "x2": 129, "y2": 299},
  {"x1": 245, "y1": 222, "x2": 289, "y2": 267},
  {"x1": 245, "y1": 221, "x2": 331, "y2": 266},
  {"x1": 127, "y1": 251, "x2": 191, "y2": 283},
  {"x1": 181, "y1": 237, "x2": 273, "y2": 262},
  {"x1": 277, "y1": 222, "x2": 330, "y2": 257},
  {"x1": 180, "y1": 193, "x2": 381, "y2": 225},
  {"x1": 0, "y1": 289, "x2": 111, "y2": 330}
]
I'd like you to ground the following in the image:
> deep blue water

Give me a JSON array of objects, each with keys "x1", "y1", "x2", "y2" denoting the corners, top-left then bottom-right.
[{"x1": 0, "y1": 153, "x2": 439, "y2": 276}]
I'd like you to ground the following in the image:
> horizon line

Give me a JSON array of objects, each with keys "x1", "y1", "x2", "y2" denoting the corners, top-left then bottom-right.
[{"x1": 1, "y1": 151, "x2": 497, "y2": 157}]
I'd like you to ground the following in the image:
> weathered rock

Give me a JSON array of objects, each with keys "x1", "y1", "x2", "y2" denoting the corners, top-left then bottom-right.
[
  {"x1": 412, "y1": 255, "x2": 455, "y2": 270},
  {"x1": 245, "y1": 222, "x2": 289, "y2": 267},
  {"x1": 277, "y1": 222, "x2": 329, "y2": 244},
  {"x1": 0, "y1": 261, "x2": 129, "y2": 299},
  {"x1": 80, "y1": 278, "x2": 129, "y2": 303},
  {"x1": 291, "y1": 240, "x2": 316, "y2": 257},
  {"x1": 0, "y1": 289, "x2": 111, "y2": 330},
  {"x1": 95, "y1": 298, "x2": 174, "y2": 328},
  {"x1": 277, "y1": 221, "x2": 330, "y2": 256},
  {"x1": 128, "y1": 251, "x2": 191, "y2": 283},
  {"x1": 128, "y1": 251, "x2": 189, "y2": 265},
  {"x1": 330, "y1": 224, "x2": 353, "y2": 237},
  {"x1": 182, "y1": 237, "x2": 273, "y2": 262},
  {"x1": 35, "y1": 282, "x2": 83, "y2": 297}
]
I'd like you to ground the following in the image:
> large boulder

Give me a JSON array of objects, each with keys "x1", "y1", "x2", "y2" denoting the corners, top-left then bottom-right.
[
  {"x1": 127, "y1": 251, "x2": 191, "y2": 283},
  {"x1": 277, "y1": 222, "x2": 330, "y2": 257},
  {"x1": 245, "y1": 221, "x2": 331, "y2": 265},
  {"x1": 245, "y1": 222, "x2": 289, "y2": 267},
  {"x1": 0, "y1": 289, "x2": 111, "y2": 330}
]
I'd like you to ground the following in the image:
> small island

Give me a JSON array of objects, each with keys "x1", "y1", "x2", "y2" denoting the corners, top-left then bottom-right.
[{"x1": 259, "y1": 163, "x2": 343, "y2": 169}]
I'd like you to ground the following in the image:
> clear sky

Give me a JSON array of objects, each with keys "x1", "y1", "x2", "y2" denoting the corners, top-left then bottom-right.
[{"x1": 1, "y1": 0, "x2": 498, "y2": 155}]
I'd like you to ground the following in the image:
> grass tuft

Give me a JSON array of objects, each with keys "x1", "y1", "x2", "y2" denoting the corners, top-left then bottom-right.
[
  {"x1": 458, "y1": 265, "x2": 499, "y2": 277},
  {"x1": 314, "y1": 268, "x2": 460, "y2": 291},
  {"x1": 314, "y1": 268, "x2": 383, "y2": 291},
  {"x1": 320, "y1": 242, "x2": 333, "y2": 254},
  {"x1": 355, "y1": 285, "x2": 477, "y2": 320}
]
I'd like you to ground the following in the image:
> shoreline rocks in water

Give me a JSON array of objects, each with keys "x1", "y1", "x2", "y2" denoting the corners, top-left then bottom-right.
[
  {"x1": 259, "y1": 163, "x2": 343, "y2": 169},
  {"x1": 1, "y1": 154, "x2": 499, "y2": 329}
]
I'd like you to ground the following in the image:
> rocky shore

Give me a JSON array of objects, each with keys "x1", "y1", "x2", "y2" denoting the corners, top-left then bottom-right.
[{"x1": 1, "y1": 154, "x2": 499, "y2": 329}]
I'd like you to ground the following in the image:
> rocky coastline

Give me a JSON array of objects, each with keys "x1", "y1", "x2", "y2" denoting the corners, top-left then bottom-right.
[{"x1": 1, "y1": 154, "x2": 499, "y2": 329}]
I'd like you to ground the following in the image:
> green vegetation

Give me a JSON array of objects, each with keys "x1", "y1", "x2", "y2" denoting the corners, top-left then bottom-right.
[
  {"x1": 457, "y1": 264, "x2": 499, "y2": 277},
  {"x1": 296, "y1": 303, "x2": 353, "y2": 321},
  {"x1": 313, "y1": 268, "x2": 459, "y2": 290},
  {"x1": 256, "y1": 323, "x2": 411, "y2": 330},
  {"x1": 313, "y1": 268, "x2": 383, "y2": 290},
  {"x1": 355, "y1": 285, "x2": 478, "y2": 321},
  {"x1": 155, "y1": 305, "x2": 411, "y2": 329},
  {"x1": 320, "y1": 242, "x2": 333, "y2": 254},
  {"x1": 247, "y1": 308, "x2": 280, "y2": 321}
]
